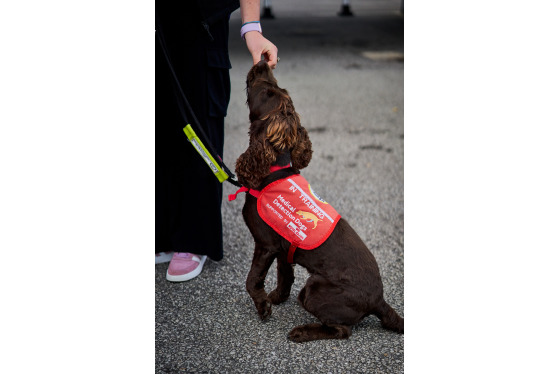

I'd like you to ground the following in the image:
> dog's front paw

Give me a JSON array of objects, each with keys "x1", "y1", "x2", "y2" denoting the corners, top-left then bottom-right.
[{"x1": 257, "y1": 299, "x2": 272, "y2": 321}]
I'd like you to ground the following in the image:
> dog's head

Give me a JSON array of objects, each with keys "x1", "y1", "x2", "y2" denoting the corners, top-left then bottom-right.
[{"x1": 235, "y1": 61, "x2": 313, "y2": 189}]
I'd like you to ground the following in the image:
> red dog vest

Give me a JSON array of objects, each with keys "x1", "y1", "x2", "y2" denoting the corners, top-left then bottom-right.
[{"x1": 230, "y1": 175, "x2": 341, "y2": 263}]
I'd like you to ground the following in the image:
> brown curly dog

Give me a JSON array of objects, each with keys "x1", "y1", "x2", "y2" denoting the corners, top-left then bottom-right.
[{"x1": 234, "y1": 61, "x2": 403, "y2": 343}]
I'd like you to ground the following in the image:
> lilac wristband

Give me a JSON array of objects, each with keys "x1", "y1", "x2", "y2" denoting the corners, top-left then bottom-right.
[{"x1": 240, "y1": 22, "x2": 262, "y2": 40}]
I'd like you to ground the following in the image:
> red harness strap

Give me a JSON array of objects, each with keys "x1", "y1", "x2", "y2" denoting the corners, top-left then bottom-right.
[
  {"x1": 228, "y1": 186, "x2": 260, "y2": 201},
  {"x1": 287, "y1": 242, "x2": 299, "y2": 264}
]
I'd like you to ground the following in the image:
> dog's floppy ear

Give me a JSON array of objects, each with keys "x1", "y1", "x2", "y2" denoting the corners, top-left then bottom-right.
[
  {"x1": 235, "y1": 120, "x2": 277, "y2": 189},
  {"x1": 291, "y1": 124, "x2": 312, "y2": 170}
]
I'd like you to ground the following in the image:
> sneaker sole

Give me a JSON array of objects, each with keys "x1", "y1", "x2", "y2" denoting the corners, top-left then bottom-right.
[
  {"x1": 155, "y1": 251, "x2": 174, "y2": 264},
  {"x1": 166, "y1": 255, "x2": 207, "y2": 282}
]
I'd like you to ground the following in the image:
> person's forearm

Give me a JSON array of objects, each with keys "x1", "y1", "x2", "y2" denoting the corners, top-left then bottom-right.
[
  {"x1": 240, "y1": 0, "x2": 260, "y2": 24},
  {"x1": 239, "y1": 0, "x2": 278, "y2": 68}
]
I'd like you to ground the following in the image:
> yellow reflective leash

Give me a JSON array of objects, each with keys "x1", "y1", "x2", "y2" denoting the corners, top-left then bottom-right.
[{"x1": 183, "y1": 124, "x2": 229, "y2": 183}]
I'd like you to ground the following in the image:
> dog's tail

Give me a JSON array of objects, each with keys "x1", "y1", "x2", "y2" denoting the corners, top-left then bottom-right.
[{"x1": 372, "y1": 299, "x2": 404, "y2": 333}]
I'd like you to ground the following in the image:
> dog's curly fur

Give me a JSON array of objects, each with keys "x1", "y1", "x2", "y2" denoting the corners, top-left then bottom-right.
[{"x1": 236, "y1": 61, "x2": 403, "y2": 343}]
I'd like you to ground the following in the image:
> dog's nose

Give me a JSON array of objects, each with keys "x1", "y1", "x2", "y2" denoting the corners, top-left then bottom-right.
[{"x1": 253, "y1": 60, "x2": 269, "y2": 74}]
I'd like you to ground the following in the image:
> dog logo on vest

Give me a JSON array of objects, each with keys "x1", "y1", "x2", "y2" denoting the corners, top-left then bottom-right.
[{"x1": 296, "y1": 210, "x2": 322, "y2": 229}]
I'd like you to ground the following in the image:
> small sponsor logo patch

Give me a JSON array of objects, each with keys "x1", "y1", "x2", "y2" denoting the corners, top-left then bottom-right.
[{"x1": 287, "y1": 222, "x2": 307, "y2": 241}]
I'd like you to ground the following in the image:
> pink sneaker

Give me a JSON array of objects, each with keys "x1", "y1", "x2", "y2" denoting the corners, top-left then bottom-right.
[{"x1": 166, "y1": 252, "x2": 207, "y2": 282}]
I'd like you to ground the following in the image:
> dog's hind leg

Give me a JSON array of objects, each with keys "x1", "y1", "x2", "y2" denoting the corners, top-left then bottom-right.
[
  {"x1": 267, "y1": 255, "x2": 295, "y2": 305},
  {"x1": 288, "y1": 323, "x2": 351, "y2": 343},
  {"x1": 371, "y1": 299, "x2": 404, "y2": 333},
  {"x1": 288, "y1": 275, "x2": 362, "y2": 342}
]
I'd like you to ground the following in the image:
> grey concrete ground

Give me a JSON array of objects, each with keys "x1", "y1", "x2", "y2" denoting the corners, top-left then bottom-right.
[{"x1": 156, "y1": 1, "x2": 403, "y2": 372}]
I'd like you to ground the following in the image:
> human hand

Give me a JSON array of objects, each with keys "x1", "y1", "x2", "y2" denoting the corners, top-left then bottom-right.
[{"x1": 244, "y1": 31, "x2": 279, "y2": 69}]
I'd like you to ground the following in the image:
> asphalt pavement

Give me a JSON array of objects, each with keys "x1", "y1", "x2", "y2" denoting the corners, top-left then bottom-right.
[{"x1": 156, "y1": 2, "x2": 404, "y2": 372}]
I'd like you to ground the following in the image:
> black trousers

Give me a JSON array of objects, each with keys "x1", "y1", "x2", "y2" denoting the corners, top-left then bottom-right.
[{"x1": 155, "y1": 3, "x2": 232, "y2": 261}]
